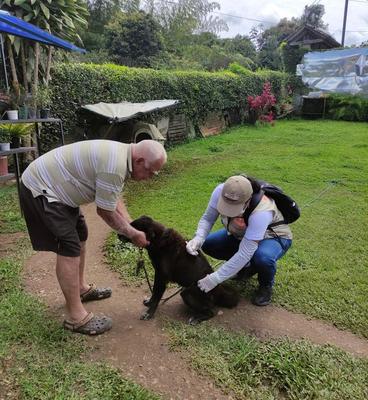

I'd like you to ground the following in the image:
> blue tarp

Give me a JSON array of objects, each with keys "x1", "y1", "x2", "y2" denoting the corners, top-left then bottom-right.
[{"x1": 0, "y1": 10, "x2": 86, "y2": 53}]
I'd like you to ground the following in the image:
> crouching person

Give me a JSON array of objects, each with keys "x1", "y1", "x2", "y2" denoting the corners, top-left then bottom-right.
[
  {"x1": 186, "y1": 175, "x2": 292, "y2": 306},
  {"x1": 20, "y1": 139, "x2": 167, "y2": 335}
]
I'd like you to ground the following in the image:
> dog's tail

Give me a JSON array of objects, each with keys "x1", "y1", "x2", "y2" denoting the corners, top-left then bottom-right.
[{"x1": 211, "y1": 284, "x2": 239, "y2": 308}]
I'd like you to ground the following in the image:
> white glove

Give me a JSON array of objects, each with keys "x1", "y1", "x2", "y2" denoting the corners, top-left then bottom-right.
[
  {"x1": 198, "y1": 273, "x2": 221, "y2": 293},
  {"x1": 186, "y1": 237, "x2": 203, "y2": 256}
]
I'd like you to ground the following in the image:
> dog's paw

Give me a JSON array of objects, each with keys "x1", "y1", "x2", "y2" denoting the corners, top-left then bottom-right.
[
  {"x1": 143, "y1": 298, "x2": 152, "y2": 307},
  {"x1": 188, "y1": 316, "x2": 202, "y2": 325},
  {"x1": 140, "y1": 311, "x2": 153, "y2": 320}
]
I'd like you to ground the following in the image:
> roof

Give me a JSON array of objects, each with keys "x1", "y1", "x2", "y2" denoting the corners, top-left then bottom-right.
[
  {"x1": 0, "y1": 10, "x2": 85, "y2": 53},
  {"x1": 81, "y1": 100, "x2": 180, "y2": 123},
  {"x1": 285, "y1": 24, "x2": 340, "y2": 49}
]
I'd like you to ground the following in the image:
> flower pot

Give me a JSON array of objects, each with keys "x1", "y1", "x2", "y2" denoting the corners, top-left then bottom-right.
[
  {"x1": 11, "y1": 136, "x2": 21, "y2": 149},
  {"x1": 18, "y1": 105, "x2": 28, "y2": 120},
  {"x1": 0, "y1": 156, "x2": 8, "y2": 176},
  {"x1": 40, "y1": 108, "x2": 50, "y2": 119},
  {"x1": 0, "y1": 142, "x2": 11, "y2": 151},
  {"x1": 27, "y1": 108, "x2": 37, "y2": 119},
  {"x1": 6, "y1": 110, "x2": 18, "y2": 120}
]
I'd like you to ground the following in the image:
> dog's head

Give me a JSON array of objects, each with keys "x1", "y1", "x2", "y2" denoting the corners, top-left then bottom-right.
[{"x1": 130, "y1": 215, "x2": 166, "y2": 244}]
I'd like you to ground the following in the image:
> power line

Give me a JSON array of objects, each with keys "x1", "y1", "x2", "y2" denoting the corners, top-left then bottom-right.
[
  {"x1": 211, "y1": 11, "x2": 274, "y2": 25},
  {"x1": 165, "y1": 0, "x2": 275, "y2": 25}
]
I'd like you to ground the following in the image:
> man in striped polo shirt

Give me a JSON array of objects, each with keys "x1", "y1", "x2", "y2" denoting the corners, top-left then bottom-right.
[{"x1": 20, "y1": 139, "x2": 167, "y2": 335}]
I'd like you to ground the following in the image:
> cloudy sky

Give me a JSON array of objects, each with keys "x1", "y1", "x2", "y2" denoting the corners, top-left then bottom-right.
[{"x1": 213, "y1": 0, "x2": 368, "y2": 46}]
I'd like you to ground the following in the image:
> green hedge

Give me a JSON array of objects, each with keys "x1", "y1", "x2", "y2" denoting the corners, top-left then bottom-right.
[{"x1": 50, "y1": 63, "x2": 302, "y2": 138}]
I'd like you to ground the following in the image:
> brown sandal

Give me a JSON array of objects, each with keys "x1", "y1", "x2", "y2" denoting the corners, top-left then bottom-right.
[
  {"x1": 63, "y1": 312, "x2": 112, "y2": 335},
  {"x1": 80, "y1": 283, "x2": 112, "y2": 302}
]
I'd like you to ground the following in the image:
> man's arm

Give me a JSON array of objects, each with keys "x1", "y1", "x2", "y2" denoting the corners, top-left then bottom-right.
[
  {"x1": 96, "y1": 206, "x2": 148, "y2": 247},
  {"x1": 115, "y1": 198, "x2": 133, "y2": 223}
]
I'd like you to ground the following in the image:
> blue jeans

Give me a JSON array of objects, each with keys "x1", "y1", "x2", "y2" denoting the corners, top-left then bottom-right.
[{"x1": 202, "y1": 229, "x2": 292, "y2": 287}]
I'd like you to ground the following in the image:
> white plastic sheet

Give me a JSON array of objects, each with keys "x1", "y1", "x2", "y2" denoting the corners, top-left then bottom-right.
[{"x1": 297, "y1": 47, "x2": 368, "y2": 95}]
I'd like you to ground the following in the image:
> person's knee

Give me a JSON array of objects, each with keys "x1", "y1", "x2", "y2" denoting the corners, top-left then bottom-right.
[
  {"x1": 252, "y1": 253, "x2": 275, "y2": 269},
  {"x1": 201, "y1": 240, "x2": 216, "y2": 258}
]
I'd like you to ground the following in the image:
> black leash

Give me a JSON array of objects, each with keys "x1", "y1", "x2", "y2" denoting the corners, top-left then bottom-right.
[
  {"x1": 136, "y1": 248, "x2": 153, "y2": 293},
  {"x1": 136, "y1": 248, "x2": 183, "y2": 303}
]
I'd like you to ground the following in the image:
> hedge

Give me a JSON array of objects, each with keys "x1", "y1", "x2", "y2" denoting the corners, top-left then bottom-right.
[{"x1": 49, "y1": 63, "x2": 303, "y2": 139}]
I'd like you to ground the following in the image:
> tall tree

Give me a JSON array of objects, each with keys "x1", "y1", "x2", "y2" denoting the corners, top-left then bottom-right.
[
  {"x1": 143, "y1": 0, "x2": 228, "y2": 52},
  {"x1": 300, "y1": 4, "x2": 328, "y2": 29},
  {"x1": 106, "y1": 10, "x2": 164, "y2": 67},
  {"x1": 83, "y1": 1, "x2": 138, "y2": 49}
]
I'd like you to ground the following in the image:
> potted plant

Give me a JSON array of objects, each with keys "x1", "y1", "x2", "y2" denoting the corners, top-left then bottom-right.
[
  {"x1": 0, "y1": 123, "x2": 34, "y2": 149},
  {"x1": 35, "y1": 85, "x2": 52, "y2": 119},
  {"x1": 26, "y1": 90, "x2": 37, "y2": 119},
  {"x1": 4, "y1": 84, "x2": 26, "y2": 120},
  {"x1": 0, "y1": 126, "x2": 11, "y2": 151}
]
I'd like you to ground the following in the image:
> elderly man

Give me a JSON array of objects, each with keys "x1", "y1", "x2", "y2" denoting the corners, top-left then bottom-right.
[{"x1": 20, "y1": 139, "x2": 167, "y2": 335}]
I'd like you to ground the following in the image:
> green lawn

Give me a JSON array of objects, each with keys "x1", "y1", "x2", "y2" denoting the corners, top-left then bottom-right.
[{"x1": 118, "y1": 119, "x2": 368, "y2": 339}]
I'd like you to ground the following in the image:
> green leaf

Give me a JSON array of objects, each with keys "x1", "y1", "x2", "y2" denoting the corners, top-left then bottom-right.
[
  {"x1": 39, "y1": 2, "x2": 50, "y2": 20},
  {"x1": 24, "y1": 13, "x2": 33, "y2": 22},
  {"x1": 14, "y1": 0, "x2": 27, "y2": 5}
]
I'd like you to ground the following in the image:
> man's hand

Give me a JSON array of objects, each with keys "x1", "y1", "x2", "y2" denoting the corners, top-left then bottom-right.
[
  {"x1": 131, "y1": 230, "x2": 150, "y2": 248},
  {"x1": 186, "y1": 237, "x2": 203, "y2": 256},
  {"x1": 197, "y1": 273, "x2": 220, "y2": 293}
]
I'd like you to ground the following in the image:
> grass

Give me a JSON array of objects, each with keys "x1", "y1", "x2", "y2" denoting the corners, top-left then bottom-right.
[
  {"x1": 0, "y1": 185, "x2": 26, "y2": 233},
  {"x1": 113, "y1": 119, "x2": 368, "y2": 338},
  {"x1": 0, "y1": 189, "x2": 161, "y2": 400},
  {"x1": 166, "y1": 321, "x2": 368, "y2": 400},
  {"x1": 1, "y1": 119, "x2": 368, "y2": 399}
]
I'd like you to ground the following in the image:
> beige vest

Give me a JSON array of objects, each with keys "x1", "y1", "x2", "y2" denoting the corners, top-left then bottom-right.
[{"x1": 221, "y1": 195, "x2": 292, "y2": 240}]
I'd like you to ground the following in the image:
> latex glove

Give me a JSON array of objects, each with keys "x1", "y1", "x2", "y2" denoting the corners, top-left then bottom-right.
[
  {"x1": 198, "y1": 273, "x2": 220, "y2": 293},
  {"x1": 186, "y1": 237, "x2": 203, "y2": 256}
]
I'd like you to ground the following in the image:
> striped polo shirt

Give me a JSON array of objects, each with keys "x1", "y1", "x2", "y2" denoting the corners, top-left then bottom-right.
[{"x1": 22, "y1": 140, "x2": 132, "y2": 211}]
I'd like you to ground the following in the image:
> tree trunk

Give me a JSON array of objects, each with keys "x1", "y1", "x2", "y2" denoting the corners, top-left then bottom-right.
[
  {"x1": 20, "y1": 41, "x2": 29, "y2": 93},
  {"x1": 33, "y1": 42, "x2": 40, "y2": 89},
  {"x1": 6, "y1": 37, "x2": 18, "y2": 86},
  {"x1": 45, "y1": 46, "x2": 53, "y2": 85}
]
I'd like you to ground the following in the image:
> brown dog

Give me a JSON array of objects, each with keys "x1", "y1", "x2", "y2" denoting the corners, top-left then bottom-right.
[{"x1": 128, "y1": 215, "x2": 239, "y2": 325}]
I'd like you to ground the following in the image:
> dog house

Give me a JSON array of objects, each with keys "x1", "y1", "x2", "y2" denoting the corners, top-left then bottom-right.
[{"x1": 77, "y1": 100, "x2": 180, "y2": 145}]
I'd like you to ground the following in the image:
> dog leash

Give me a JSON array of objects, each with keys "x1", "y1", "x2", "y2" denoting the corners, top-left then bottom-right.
[
  {"x1": 136, "y1": 248, "x2": 183, "y2": 303},
  {"x1": 136, "y1": 248, "x2": 153, "y2": 293}
]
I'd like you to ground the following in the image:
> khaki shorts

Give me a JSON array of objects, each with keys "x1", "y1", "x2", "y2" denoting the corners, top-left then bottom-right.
[{"x1": 20, "y1": 182, "x2": 88, "y2": 257}]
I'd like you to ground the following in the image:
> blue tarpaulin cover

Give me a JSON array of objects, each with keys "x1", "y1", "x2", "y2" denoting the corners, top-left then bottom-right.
[{"x1": 0, "y1": 10, "x2": 85, "y2": 53}]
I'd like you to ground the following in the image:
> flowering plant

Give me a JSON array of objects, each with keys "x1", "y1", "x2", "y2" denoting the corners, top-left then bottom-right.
[{"x1": 247, "y1": 81, "x2": 276, "y2": 125}]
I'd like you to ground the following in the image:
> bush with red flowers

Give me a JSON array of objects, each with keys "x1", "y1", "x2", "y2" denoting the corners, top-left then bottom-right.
[{"x1": 247, "y1": 81, "x2": 276, "y2": 125}]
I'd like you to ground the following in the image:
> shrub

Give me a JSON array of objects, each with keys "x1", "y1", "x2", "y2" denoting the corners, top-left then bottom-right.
[
  {"x1": 44, "y1": 63, "x2": 303, "y2": 148},
  {"x1": 247, "y1": 81, "x2": 276, "y2": 125},
  {"x1": 327, "y1": 94, "x2": 368, "y2": 121}
]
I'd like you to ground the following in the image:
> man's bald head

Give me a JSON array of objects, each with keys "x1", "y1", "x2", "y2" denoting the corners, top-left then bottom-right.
[{"x1": 131, "y1": 140, "x2": 167, "y2": 180}]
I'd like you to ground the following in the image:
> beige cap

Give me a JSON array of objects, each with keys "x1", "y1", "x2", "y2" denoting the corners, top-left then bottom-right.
[{"x1": 217, "y1": 175, "x2": 253, "y2": 217}]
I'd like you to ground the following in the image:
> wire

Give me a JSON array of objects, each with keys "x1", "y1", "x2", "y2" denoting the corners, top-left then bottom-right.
[
  {"x1": 301, "y1": 181, "x2": 339, "y2": 210},
  {"x1": 164, "y1": 0, "x2": 275, "y2": 25}
]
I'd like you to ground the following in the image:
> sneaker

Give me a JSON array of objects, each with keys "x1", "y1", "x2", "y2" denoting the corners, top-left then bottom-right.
[{"x1": 252, "y1": 285, "x2": 273, "y2": 306}]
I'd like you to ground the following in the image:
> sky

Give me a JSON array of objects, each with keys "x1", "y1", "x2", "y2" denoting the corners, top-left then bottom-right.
[{"x1": 213, "y1": 0, "x2": 368, "y2": 46}]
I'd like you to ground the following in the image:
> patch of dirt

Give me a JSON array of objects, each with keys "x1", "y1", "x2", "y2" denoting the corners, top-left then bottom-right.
[
  {"x1": 23, "y1": 204, "x2": 368, "y2": 399},
  {"x1": 0, "y1": 232, "x2": 26, "y2": 256}
]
